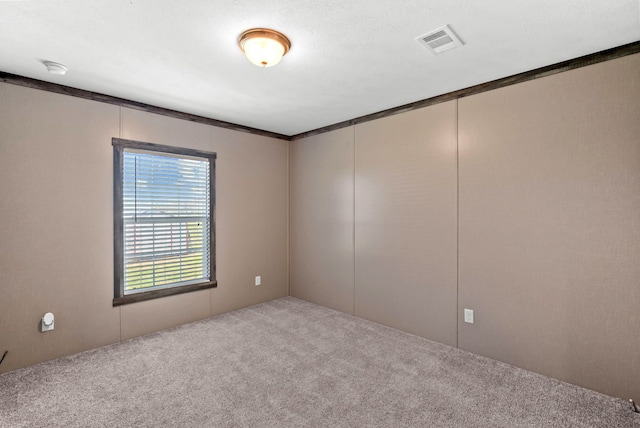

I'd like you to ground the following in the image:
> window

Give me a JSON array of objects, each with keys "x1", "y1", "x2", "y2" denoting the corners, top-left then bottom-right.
[{"x1": 112, "y1": 138, "x2": 216, "y2": 306}]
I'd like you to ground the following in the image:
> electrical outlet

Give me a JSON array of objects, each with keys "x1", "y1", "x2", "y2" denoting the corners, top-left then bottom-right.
[
  {"x1": 42, "y1": 312, "x2": 55, "y2": 332},
  {"x1": 255, "y1": 276, "x2": 261, "y2": 286},
  {"x1": 464, "y1": 309, "x2": 474, "y2": 324}
]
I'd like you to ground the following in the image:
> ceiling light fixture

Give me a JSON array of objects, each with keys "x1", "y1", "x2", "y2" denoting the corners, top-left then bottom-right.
[
  {"x1": 238, "y1": 28, "x2": 291, "y2": 68},
  {"x1": 43, "y1": 61, "x2": 68, "y2": 75}
]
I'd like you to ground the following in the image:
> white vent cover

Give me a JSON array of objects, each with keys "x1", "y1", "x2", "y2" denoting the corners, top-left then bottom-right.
[{"x1": 416, "y1": 25, "x2": 463, "y2": 55}]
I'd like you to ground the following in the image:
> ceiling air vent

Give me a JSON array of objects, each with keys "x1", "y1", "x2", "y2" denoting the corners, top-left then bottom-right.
[{"x1": 416, "y1": 25, "x2": 463, "y2": 55}]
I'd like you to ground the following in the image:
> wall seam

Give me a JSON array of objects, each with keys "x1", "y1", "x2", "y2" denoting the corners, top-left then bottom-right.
[
  {"x1": 287, "y1": 138, "x2": 292, "y2": 297},
  {"x1": 455, "y1": 99, "x2": 460, "y2": 349},
  {"x1": 352, "y1": 125, "x2": 356, "y2": 316}
]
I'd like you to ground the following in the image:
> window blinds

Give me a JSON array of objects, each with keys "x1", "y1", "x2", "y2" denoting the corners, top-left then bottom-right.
[{"x1": 122, "y1": 150, "x2": 211, "y2": 294}]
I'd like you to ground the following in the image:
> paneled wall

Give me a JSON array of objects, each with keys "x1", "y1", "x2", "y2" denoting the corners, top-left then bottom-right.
[
  {"x1": 290, "y1": 128, "x2": 355, "y2": 314},
  {"x1": 290, "y1": 53, "x2": 640, "y2": 400},
  {"x1": 1, "y1": 52, "x2": 638, "y2": 400},
  {"x1": 0, "y1": 83, "x2": 289, "y2": 372},
  {"x1": 354, "y1": 103, "x2": 458, "y2": 347},
  {"x1": 457, "y1": 53, "x2": 640, "y2": 400}
]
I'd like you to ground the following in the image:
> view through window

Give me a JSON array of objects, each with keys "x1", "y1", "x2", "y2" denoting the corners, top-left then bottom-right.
[{"x1": 112, "y1": 138, "x2": 216, "y2": 305}]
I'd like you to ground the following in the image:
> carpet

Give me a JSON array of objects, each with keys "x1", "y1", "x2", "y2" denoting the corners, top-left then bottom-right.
[{"x1": 1, "y1": 297, "x2": 638, "y2": 427}]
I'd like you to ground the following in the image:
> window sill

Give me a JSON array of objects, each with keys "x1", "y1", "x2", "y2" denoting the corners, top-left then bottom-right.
[{"x1": 113, "y1": 280, "x2": 217, "y2": 306}]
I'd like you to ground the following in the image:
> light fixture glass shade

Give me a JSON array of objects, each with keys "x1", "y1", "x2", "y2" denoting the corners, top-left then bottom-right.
[{"x1": 239, "y1": 28, "x2": 291, "y2": 68}]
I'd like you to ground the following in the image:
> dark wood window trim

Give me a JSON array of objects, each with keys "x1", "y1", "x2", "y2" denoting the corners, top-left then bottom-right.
[{"x1": 112, "y1": 138, "x2": 217, "y2": 306}]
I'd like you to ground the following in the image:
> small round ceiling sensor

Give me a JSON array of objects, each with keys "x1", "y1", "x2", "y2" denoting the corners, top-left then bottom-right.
[{"x1": 43, "y1": 61, "x2": 68, "y2": 75}]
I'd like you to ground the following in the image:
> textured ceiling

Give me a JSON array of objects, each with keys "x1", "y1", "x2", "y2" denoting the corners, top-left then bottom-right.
[{"x1": 0, "y1": 1, "x2": 638, "y2": 136}]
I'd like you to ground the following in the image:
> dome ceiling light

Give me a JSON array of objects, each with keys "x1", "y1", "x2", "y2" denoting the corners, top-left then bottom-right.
[{"x1": 238, "y1": 28, "x2": 291, "y2": 68}]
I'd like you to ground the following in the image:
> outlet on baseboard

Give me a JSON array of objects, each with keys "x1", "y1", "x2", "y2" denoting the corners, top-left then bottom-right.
[{"x1": 255, "y1": 275, "x2": 261, "y2": 286}]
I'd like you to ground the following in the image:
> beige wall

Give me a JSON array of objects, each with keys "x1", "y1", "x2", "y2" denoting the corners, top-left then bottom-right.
[
  {"x1": 0, "y1": 83, "x2": 289, "y2": 372},
  {"x1": 290, "y1": 53, "x2": 640, "y2": 399},
  {"x1": 290, "y1": 127, "x2": 355, "y2": 314},
  {"x1": 290, "y1": 104, "x2": 458, "y2": 347},
  {"x1": 458, "y1": 53, "x2": 640, "y2": 400},
  {"x1": 1, "y1": 52, "x2": 638, "y2": 401},
  {"x1": 353, "y1": 103, "x2": 458, "y2": 346}
]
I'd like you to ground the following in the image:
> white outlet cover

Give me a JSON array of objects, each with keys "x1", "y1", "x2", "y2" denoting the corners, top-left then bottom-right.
[
  {"x1": 464, "y1": 309, "x2": 474, "y2": 324},
  {"x1": 42, "y1": 312, "x2": 55, "y2": 332},
  {"x1": 255, "y1": 276, "x2": 261, "y2": 286}
]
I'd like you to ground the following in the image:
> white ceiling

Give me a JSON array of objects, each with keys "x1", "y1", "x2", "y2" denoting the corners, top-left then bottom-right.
[{"x1": 0, "y1": 1, "x2": 638, "y2": 136}]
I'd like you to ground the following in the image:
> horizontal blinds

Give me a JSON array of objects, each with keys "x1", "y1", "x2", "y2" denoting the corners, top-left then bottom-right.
[{"x1": 122, "y1": 150, "x2": 210, "y2": 293}]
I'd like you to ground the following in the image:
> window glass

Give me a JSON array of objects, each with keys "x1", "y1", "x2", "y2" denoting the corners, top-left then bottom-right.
[{"x1": 113, "y1": 139, "x2": 216, "y2": 305}]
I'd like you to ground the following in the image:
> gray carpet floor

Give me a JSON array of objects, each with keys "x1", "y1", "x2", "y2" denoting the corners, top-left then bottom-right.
[{"x1": 1, "y1": 297, "x2": 638, "y2": 427}]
